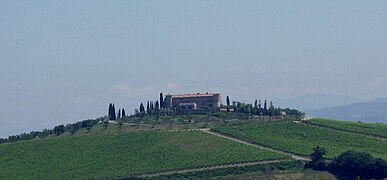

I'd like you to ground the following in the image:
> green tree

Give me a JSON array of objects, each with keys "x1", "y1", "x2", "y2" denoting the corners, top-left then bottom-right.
[
  {"x1": 53, "y1": 125, "x2": 65, "y2": 136},
  {"x1": 103, "y1": 120, "x2": 109, "y2": 130},
  {"x1": 155, "y1": 101, "x2": 160, "y2": 115},
  {"x1": 121, "y1": 108, "x2": 126, "y2": 117},
  {"x1": 117, "y1": 109, "x2": 121, "y2": 119},
  {"x1": 329, "y1": 151, "x2": 387, "y2": 179},
  {"x1": 226, "y1": 96, "x2": 230, "y2": 112},
  {"x1": 160, "y1": 92, "x2": 164, "y2": 109},
  {"x1": 68, "y1": 124, "x2": 78, "y2": 135},
  {"x1": 108, "y1": 103, "x2": 114, "y2": 120},
  {"x1": 146, "y1": 101, "x2": 150, "y2": 113},
  {"x1": 305, "y1": 145, "x2": 327, "y2": 170},
  {"x1": 111, "y1": 104, "x2": 116, "y2": 120}
]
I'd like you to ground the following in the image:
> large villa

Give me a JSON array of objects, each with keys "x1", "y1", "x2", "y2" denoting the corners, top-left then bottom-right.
[{"x1": 165, "y1": 93, "x2": 222, "y2": 111}]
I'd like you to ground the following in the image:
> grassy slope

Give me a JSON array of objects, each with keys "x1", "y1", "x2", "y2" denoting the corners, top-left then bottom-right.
[
  {"x1": 306, "y1": 118, "x2": 387, "y2": 138},
  {"x1": 213, "y1": 121, "x2": 387, "y2": 159},
  {"x1": 0, "y1": 128, "x2": 286, "y2": 180}
]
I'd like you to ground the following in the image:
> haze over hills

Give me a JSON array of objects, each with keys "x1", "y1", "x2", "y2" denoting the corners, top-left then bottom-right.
[
  {"x1": 305, "y1": 98, "x2": 387, "y2": 123},
  {"x1": 277, "y1": 94, "x2": 360, "y2": 111}
]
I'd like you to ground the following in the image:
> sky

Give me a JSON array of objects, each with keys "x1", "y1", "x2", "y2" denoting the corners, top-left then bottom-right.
[{"x1": 1, "y1": 1, "x2": 387, "y2": 137}]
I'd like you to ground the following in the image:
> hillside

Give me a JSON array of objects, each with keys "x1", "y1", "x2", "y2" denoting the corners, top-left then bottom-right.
[
  {"x1": 0, "y1": 124, "x2": 287, "y2": 180},
  {"x1": 1, "y1": 116, "x2": 386, "y2": 179},
  {"x1": 306, "y1": 98, "x2": 387, "y2": 123}
]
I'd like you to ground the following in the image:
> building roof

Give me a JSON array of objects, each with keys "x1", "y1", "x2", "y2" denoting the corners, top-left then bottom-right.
[{"x1": 167, "y1": 93, "x2": 220, "y2": 98}]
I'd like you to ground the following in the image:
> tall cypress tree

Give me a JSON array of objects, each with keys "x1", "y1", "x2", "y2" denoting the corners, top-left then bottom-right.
[
  {"x1": 159, "y1": 92, "x2": 164, "y2": 109},
  {"x1": 108, "y1": 103, "x2": 112, "y2": 119},
  {"x1": 155, "y1": 101, "x2": 160, "y2": 115},
  {"x1": 140, "y1": 103, "x2": 145, "y2": 113},
  {"x1": 117, "y1": 109, "x2": 121, "y2": 119},
  {"x1": 112, "y1": 104, "x2": 116, "y2": 120},
  {"x1": 122, "y1": 108, "x2": 126, "y2": 117},
  {"x1": 226, "y1": 96, "x2": 230, "y2": 112}
]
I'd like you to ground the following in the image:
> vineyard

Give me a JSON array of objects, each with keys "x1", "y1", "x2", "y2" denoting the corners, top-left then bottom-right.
[
  {"x1": 0, "y1": 130, "x2": 286, "y2": 180},
  {"x1": 212, "y1": 121, "x2": 387, "y2": 160},
  {"x1": 306, "y1": 118, "x2": 387, "y2": 138}
]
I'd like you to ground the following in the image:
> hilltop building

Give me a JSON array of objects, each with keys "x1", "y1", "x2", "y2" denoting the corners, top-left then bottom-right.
[{"x1": 165, "y1": 93, "x2": 221, "y2": 111}]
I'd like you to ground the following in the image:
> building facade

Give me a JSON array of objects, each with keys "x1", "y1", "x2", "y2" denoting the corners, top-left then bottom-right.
[{"x1": 165, "y1": 93, "x2": 221, "y2": 110}]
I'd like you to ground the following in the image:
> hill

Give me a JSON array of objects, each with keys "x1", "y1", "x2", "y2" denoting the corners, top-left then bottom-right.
[
  {"x1": 1, "y1": 116, "x2": 386, "y2": 179},
  {"x1": 0, "y1": 125, "x2": 287, "y2": 179},
  {"x1": 305, "y1": 98, "x2": 387, "y2": 123}
]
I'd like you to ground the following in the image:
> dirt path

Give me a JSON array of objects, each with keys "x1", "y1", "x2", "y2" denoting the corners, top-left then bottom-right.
[
  {"x1": 299, "y1": 121, "x2": 387, "y2": 141},
  {"x1": 201, "y1": 129, "x2": 310, "y2": 161},
  {"x1": 135, "y1": 159, "x2": 292, "y2": 178}
]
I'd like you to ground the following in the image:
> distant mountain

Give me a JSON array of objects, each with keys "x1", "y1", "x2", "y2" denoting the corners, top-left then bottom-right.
[
  {"x1": 306, "y1": 98, "x2": 387, "y2": 123},
  {"x1": 277, "y1": 94, "x2": 360, "y2": 111}
]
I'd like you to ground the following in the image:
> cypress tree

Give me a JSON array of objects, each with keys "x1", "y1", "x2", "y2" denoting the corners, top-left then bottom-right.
[
  {"x1": 122, "y1": 108, "x2": 126, "y2": 117},
  {"x1": 226, "y1": 96, "x2": 230, "y2": 112},
  {"x1": 160, "y1": 92, "x2": 164, "y2": 109},
  {"x1": 140, "y1": 103, "x2": 145, "y2": 113},
  {"x1": 108, "y1": 103, "x2": 113, "y2": 119},
  {"x1": 155, "y1": 101, "x2": 160, "y2": 115},
  {"x1": 112, "y1": 104, "x2": 116, "y2": 120},
  {"x1": 117, "y1": 109, "x2": 121, "y2": 119}
]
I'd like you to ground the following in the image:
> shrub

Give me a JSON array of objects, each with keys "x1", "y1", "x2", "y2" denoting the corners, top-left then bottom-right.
[{"x1": 329, "y1": 150, "x2": 387, "y2": 179}]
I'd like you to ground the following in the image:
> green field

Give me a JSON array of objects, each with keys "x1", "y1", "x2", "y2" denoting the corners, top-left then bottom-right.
[
  {"x1": 306, "y1": 118, "x2": 387, "y2": 138},
  {"x1": 212, "y1": 121, "x2": 387, "y2": 159},
  {"x1": 0, "y1": 130, "x2": 286, "y2": 180}
]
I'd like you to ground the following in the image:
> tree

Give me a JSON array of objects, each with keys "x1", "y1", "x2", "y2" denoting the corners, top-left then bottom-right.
[
  {"x1": 68, "y1": 124, "x2": 78, "y2": 135},
  {"x1": 160, "y1": 92, "x2": 164, "y2": 109},
  {"x1": 226, "y1": 96, "x2": 230, "y2": 112},
  {"x1": 108, "y1": 103, "x2": 114, "y2": 120},
  {"x1": 53, "y1": 125, "x2": 65, "y2": 136},
  {"x1": 150, "y1": 101, "x2": 154, "y2": 110},
  {"x1": 139, "y1": 103, "x2": 145, "y2": 115},
  {"x1": 103, "y1": 120, "x2": 109, "y2": 130},
  {"x1": 264, "y1": 100, "x2": 267, "y2": 110},
  {"x1": 86, "y1": 122, "x2": 93, "y2": 132},
  {"x1": 329, "y1": 151, "x2": 387, "y2": 179},
  {"x1": 305, "y1": 145, "x2": 328, "y2": 170},
  {"x1": 155, "y1": 101, "x2": 160, "y2": 115},
  {"x1": 117, "y1": 109, "x2": 121, "y2": 119},
  {"x1": 146, "y1": 101, "x2": 150, "y2": 113},
  {"x1": 121, "y1": 108, "x2": 126, "y2": 117},
  {"x1": 110, "y1": 104, "x2": 116, "y2": 120}
]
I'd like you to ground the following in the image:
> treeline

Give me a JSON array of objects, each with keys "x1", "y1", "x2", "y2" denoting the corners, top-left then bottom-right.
[
  {"x1": 135, "y1": 92, "x2": 166, "y2": 116},
  {"x1": 0, "y1": 117, "x2": 104, "y2": 145},
  {"x1": 229, "y1": 97, "x2": 304, "y2": 117},
  {"x1": 108, "y1": 103, "x2": 126, "y2": 120},
  {"x1": 305, "y1": 146, "x2": 387, "y2": 179}
]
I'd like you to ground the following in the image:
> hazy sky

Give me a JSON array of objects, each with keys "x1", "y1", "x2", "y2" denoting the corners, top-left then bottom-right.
[{"x1": 1, "y1": 1, "x2": 387, "y2": 137}]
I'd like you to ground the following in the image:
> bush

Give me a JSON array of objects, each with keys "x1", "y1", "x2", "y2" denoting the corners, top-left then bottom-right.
[
  {"x1": 305, "y1": 145, "x2": 328, "y2": 171},
  {"x1": 329, "y1": 150, "x2": 387, "y2": 179}
]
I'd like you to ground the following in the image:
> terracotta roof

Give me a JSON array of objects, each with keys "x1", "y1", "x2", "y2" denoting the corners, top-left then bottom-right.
[{"x1": 167, "y1": 93, "x2": 220, "y2": 98}]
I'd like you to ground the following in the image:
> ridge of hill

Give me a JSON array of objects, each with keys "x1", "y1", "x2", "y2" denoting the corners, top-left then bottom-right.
[{"x1": 305, "y1": 98, "x2": 387, "y2": 123}]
